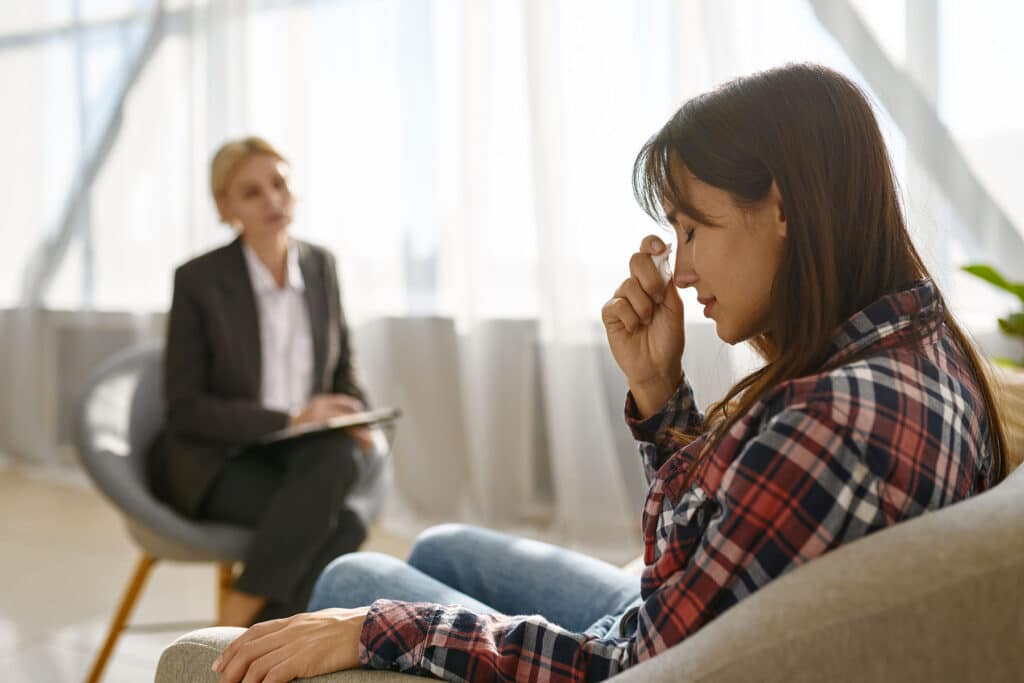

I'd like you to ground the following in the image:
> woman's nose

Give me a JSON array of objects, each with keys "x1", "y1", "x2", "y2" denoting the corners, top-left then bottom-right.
[
  {"x1": 267, "y1": 188, "x2": 285, "y2": 209},
  {"x1": 674, "y1": 273, "x2": 697, "y2": 289},
  {"x1": 673, "y1": 251, "x2": 697, "y2": 288}
]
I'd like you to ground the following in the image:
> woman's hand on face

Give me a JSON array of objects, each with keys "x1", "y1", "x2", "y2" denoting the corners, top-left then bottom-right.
[
  {"x1": 602, "y1": 236, "x2": 685, "y2": 417},
  {"x1": 290, "y1": 394, "x2": 365, "y2": 427},
  {"x1": 212, "y1": 608, "x2": 367, "y2": 683}
]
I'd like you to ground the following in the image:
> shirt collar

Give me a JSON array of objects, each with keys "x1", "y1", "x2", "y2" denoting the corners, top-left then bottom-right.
[
  {"x1": 242, "y1": 240, "x2": 306, "y2": 294},
  {"x1": 826, "y1": 279, "x2": 939, "y2": 365}
]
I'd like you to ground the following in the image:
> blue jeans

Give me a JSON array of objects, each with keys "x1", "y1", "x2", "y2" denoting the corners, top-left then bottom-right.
[{"x1": 309, "y1": 524, "x2": 642, "y2": 637}]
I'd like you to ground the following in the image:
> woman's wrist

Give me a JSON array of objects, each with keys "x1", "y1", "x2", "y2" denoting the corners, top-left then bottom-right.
[{"x1": 630, "y1": 371, "x2": 682, "y2": 419}]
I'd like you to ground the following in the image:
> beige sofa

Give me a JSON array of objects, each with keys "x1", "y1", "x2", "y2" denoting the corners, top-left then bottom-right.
[{"x1": 157, "y1": 462, "x2": 1024, "y2": 682}]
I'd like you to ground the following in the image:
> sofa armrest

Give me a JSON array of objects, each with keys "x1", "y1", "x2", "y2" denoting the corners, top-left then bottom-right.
[
  {"x1": 608, "y1": 464, "x2": 1024, "y2": 683},
  {"x1": 155, "y1": 627, "x2": 412, "y2": 682}
]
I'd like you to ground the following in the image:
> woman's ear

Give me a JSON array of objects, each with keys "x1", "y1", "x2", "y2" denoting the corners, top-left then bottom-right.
[
  {"x1": 215, "y1": 196, "x2": 234, "y2": 226},
  {"x1": 770, "y1": 179, "x2": 787, "y2": 238}
]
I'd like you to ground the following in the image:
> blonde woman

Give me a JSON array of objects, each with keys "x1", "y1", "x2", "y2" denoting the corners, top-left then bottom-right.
[{"x1": 147, "y1": 137, "x2": 378, "y2": 627}]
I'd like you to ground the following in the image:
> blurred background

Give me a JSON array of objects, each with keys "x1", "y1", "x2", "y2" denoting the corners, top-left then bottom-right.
[{"x1": 1, "y1": 0, "x2": 1022, "y2": 678}]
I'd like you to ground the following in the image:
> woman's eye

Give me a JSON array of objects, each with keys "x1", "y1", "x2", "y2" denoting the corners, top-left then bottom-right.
[{"x1": 684, "y1": 228, "x2": 696, "y2": 244}]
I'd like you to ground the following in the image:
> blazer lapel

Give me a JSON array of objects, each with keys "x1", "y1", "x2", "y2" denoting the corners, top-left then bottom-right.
[
  {"x1": 299, "y1": 242, "x2": 329, "y2": 392},
  {"x1": 221, "y1": 237, "x2": 262, "y2": 398}
]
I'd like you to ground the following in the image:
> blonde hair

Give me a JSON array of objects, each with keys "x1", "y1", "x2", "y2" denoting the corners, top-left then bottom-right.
[{"x1": 209, "y1": 136, "x2": 287, "y2": 200}]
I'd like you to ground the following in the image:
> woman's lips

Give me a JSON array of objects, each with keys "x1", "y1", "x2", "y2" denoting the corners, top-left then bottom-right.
[{"x1": 700, "y1": 297, "x2": 716, "y2": 318}]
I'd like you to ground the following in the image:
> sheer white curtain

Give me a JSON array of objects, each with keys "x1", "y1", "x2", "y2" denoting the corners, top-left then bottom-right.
[
  {"x1": 3, "y1": 0, "x2": 1022, "y2": 558},
  {"x1": 444, "y1": 0, "x2": 683, "y2": 554}
]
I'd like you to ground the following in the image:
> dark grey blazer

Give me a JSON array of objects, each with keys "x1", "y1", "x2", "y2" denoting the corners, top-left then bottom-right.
[{"x1": 149, "y1": 236, "x2": 366, "y2": 516}]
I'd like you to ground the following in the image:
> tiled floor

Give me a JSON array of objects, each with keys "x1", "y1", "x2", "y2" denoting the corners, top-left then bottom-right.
[{"x1": 0, "y1": 464, "x2": 412, "y2": 682}]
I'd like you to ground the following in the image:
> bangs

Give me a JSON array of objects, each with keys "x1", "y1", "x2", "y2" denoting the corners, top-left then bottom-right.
[{"x1": 632, "y1": 132, "x2": 715, "y2": 228}]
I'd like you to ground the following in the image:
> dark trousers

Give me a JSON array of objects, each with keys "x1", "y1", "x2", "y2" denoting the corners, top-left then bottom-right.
[{"x1": 197, "y1": 431, "x2": 367, "y2": 619}]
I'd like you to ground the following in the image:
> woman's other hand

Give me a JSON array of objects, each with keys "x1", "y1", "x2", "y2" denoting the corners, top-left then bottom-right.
[
  {"x1": 290, "y1": 395, "x2": 376, "y2": 453},
  {"x1": 345, "y1": 426, "x2": 376, "y2": 455},
  {"x1": 290, "y1": 394, "x2": 364, "y2": 427},
  {"x1": 212, "y1": 608, "x2": 367, "y2": 683},
  {"x1": 602, "y1": 235, "x2": 685, "y2": 418}
]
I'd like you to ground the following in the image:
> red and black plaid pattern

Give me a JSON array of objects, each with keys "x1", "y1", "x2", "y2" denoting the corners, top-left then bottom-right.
[{"x1": 359, "y1": 280, "x2": 995, "y2": 682}]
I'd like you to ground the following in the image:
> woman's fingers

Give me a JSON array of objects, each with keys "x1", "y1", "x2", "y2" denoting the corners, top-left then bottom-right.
[
  {"x1": 216, "y1": 619, "x2": 284, "y2": 670},
  {"x1": 630, "y1": 234, "x2": 672, "y2": 300},
  {"x1": 218, "y1": 609, "x2": 367, "y2": 683},
  {"x1": 327, "y1": 395, "x2": 364, "y2": 414},
  {"x1": 615, "y1": 276, "x2": 656, "y2": 324},
  {"x1": 215, "y1": 620, "x2": 292, "y2": 682},
  {"x1": 601, "y1": 296, "x2": 642, "y2": 334},
  {"x1": 628, "y1": 251, "x2": 666, "y2": 304},
  {"x1": 346, "y1": 426, "x2": 375, "y2": 453},
  {"x1": 239, "y1": 644, "x2": 294, "y2": 683},
  {"x1": 640, "y1": 234, "x2": 669, "y2": 257},
  {"x1": 305, "y1": 394, "x2": 364, "y2": 420}
]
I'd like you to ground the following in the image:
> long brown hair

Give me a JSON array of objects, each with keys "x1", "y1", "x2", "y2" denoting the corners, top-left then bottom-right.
[{"x1": 633, "y1": 63, "x2": 1007, "y2": 485}]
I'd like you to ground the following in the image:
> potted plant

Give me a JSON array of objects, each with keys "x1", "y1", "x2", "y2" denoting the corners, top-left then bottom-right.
[
  {"x1": 962, "y1": 264, "x2": 1024, "y2": 471},
  {"x1": 962, "y1": 265, "x2": 1024, "y2": 368}
]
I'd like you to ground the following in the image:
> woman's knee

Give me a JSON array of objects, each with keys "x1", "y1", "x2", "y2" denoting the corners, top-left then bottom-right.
[
  {"x1": 407, "y1": 523, "x2": 489, "y2": 574},
  {"x1": 284, "y1": 438, "x2": 359, "y2": 497},
  {"x1": 309, "y1": 551, "x2": 403, "y2": 610}
]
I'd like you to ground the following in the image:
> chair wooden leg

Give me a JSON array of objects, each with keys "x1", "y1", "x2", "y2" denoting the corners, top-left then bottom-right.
[
  {"x1": 217, "y1": 562, "x2": 235, "y2": 623},
  {"x1": 84, "y1": 553, "x2": 156, "y2": 683}
]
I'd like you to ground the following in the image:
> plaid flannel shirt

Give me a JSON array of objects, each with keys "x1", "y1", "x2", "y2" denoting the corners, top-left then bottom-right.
[{"x1": 359, "y1": 280, "x2": 995, "y2": 682}]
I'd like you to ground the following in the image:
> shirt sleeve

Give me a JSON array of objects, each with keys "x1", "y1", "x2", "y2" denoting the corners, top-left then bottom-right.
[
  {"x1": 625, "y1": 378, "x2": 704, "y2": 480},
  {"x1": 359, "y1": 403, "x2": 884, "y2": 683},
  {"x1": 359, "y1": 599, "x2": 634, "y2": 682}
]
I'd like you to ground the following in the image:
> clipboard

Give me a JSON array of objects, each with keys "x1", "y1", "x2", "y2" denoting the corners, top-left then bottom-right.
[{"x1": 256, "y1": 407, "x2": 402, "y2": 446}]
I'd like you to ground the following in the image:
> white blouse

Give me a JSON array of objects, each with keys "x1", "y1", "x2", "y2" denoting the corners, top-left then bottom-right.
[{"x1": 242, "y1": 242, "x2": 314, "y2": 416}]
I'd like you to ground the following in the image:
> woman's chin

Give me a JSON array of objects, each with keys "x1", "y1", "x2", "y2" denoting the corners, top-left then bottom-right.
[
  {"x1": 246, "y1": 221, "x2": 291, "y2": 237},
  {"x1": 713, "y1": 321, "x2": 742, "y2": 346}
]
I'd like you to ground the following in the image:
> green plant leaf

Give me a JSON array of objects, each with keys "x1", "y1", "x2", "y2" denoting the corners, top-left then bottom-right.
[
  {"x1": 998, "y1": 313, "x2": 1024, "y2": 338},
  {"x1": 992, "y1": 356, "x2": 1024, "y2": 369},
  {"x1": 962, "y1": 264, "x2": 1024, "y2": 303}
]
